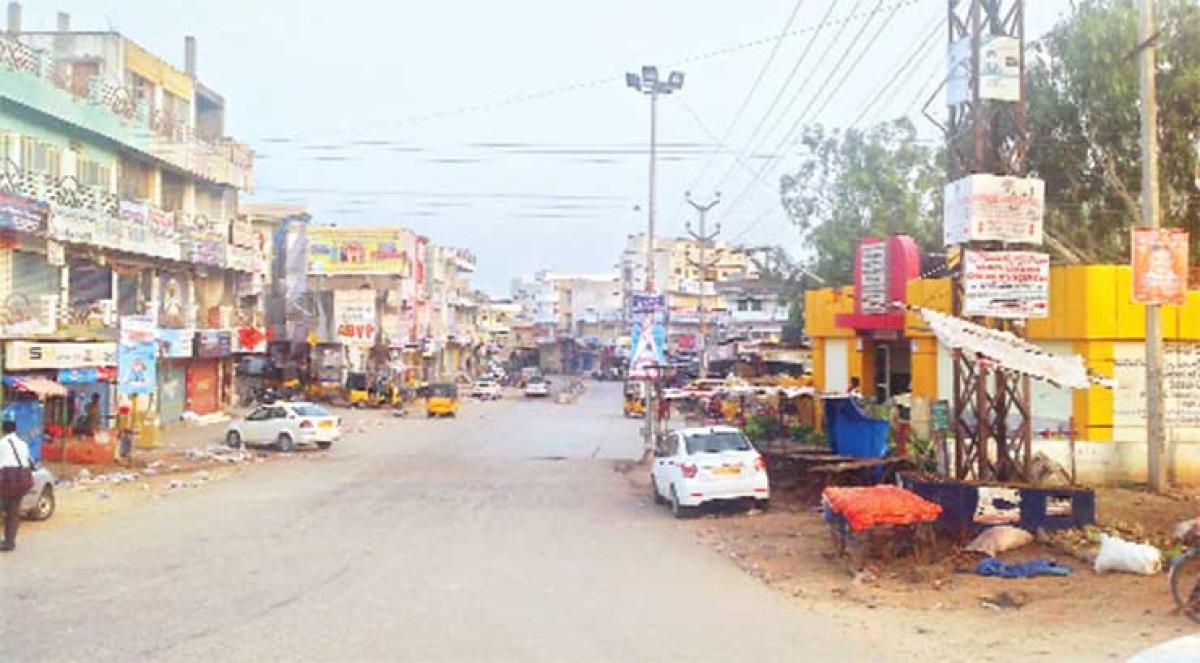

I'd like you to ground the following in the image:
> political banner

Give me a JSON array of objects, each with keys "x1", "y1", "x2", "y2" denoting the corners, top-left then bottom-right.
[
  {"x1": 944, "y1": 174, "x2": 1044, "y2": 245},
  {"x1": 1132, "y1": 228, "x2": 1189, "y2": 306},
  {"x1": 334, "y1": 289, "x2": 377, "y2": 345},
  {"x1": 118, "y1": 315, "x2": 158, "y2": 396}
]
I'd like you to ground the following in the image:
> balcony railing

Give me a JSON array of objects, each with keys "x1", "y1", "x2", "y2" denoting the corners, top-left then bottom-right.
[{"x1": 0, "y1": 35, "x2": 253, "y2": 190}]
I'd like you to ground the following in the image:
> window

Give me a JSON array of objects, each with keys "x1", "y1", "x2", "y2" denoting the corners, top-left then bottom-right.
[
  {"x1": 19, "y1": 137, "x2": 61, "y2": 177},
  {"x1": 118, "y1": 159, "x2": 151, "y2": 201},
  {"x1": 246, "y1": 407, "x2": 272, "y2": 421},
  {"x1": 685, "y1": 431, "x2": 751, "y2": 455},
  {"x1": 78, "y1": 158, "x2": 112, "y2": 190},
  {"x1": 750, "y1": 299, "x2": 763, "y2": 312},
  {"x1": 737, "y1": 299, "x2": 749, "y2": 312},
  {"x1": 268, "y1": 406, "x2": 288, "y2": 419},
  {"x1": 291, "y1": 404, "x2": 330, "y2": 417}
]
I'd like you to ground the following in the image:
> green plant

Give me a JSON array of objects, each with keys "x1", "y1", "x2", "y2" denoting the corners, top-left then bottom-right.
[
  {"x1": 789, "y1": 424, "x2": 814, "y2": 443},
  {"x1": 807, "y1": 429, "x2": 828, "y2": 447},
  {"x1": 744, "y1": 415, "x2": 782, "y2": 442}
]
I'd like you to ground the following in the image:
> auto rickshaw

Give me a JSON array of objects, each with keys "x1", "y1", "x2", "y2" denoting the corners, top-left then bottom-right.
[
  {"x1": 346, "y1": 372, "x2": 370, "y2": 407},
  {"x1": 623, "y1": 381, "x2": 647, "y2": 418},
  {"x1": 425, "y1": 382, "x2": 459, "y2": 418},
  {"x1": 368, "y1": 375, "x2": 402, "y2": 408}
]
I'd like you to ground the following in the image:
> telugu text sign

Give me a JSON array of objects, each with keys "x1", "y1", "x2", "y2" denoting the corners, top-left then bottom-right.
[
  {"x1": 334, "y1": 289, "x2": 377, "y2": 345},
  {"x1": 1112, "y1": 341, "x2": 1200, "y2": 428},
  {"x1": 858, "y1": 241, "x2": 888, "y2": 314},
  {"x1": 962, "y1": 251, "x2": 1049, "y2": 319},
  {"x1": 944, "y1": 174, "x2": 1044, "y2": 245}
]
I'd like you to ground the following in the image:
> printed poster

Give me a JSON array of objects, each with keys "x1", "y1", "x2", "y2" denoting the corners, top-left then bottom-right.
[{"x1": 1132, "y1": 228, "x2": 1189, "y2": 306}]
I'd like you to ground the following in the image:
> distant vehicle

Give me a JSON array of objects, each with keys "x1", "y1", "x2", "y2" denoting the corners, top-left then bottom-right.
[
  {"x1": 225, "y1": 401, "x2": 341, "y2": 451},
  {"x1": 650, "y1": 426, "x2": 770, "y2": 518},
  {"x1": 471, "y1": 379, "x2": 502, "y2": 400},
  {"x1": 523, "y1": 377, "x2": 550, "y2": 398},
  {"x1": 20, "y1": 464, "x2": 55, "y2": 521},
  {"x1": 425, "y1": 382, "x2": 460, "y2": 417}
]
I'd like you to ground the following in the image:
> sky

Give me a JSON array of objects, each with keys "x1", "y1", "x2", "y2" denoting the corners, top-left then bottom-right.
[{"x1": 25, "y1": 0, "x2": 1074, "y2": 295}]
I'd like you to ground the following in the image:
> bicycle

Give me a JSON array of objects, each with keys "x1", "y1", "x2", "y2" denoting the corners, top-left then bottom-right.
[{"x1": 1169, "y1": 530, "x2": 1200, "y2": 622}]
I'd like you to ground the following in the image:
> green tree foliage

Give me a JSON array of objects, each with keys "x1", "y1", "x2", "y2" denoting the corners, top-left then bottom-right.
[
  {"x1": 779, "y1": 119, "x2": 943, "y2": 285},
  {"x1": 1027, "y1": 0, "x2": 1200, "y2": 261}
]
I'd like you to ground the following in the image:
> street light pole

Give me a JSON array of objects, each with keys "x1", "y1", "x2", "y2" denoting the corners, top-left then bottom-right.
[
  {"x1": 686, "y1": 191, "x2": 721, "y2": 379},
  {"x1": 1138, "y1": 0, "x2": 1166, "y2": 492},
  {"x1": 627, "y1": 65, "x2": 684, "y2": 459}
]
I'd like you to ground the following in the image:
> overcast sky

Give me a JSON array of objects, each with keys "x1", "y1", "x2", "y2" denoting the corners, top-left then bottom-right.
[{"x1": 27, "y1": 1, "x2": 1074, "y2": 295}]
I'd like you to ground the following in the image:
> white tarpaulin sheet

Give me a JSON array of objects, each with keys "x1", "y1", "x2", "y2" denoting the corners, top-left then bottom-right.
[{"x1": 916, "y1": 307, "x2": 1093, "y2": 389}]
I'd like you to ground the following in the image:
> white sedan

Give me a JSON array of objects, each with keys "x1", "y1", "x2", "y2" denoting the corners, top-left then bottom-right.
[
  {"x1": 471, "y1": 380, "x2": 503, "y2": 400},
  {"x1": 225, "y1": 402, "x2": 341, "y2": 451},
  {"x1": 650, "y1": 426, "x2": 770, "y2": 518},
  {"x1": 523, "y1": 378, "x2": 550, "y2": 397}
]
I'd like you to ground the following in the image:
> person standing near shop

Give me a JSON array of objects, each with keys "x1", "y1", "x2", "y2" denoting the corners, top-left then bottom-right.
[{"x1": 0, "y1": 419, "x2": 34, "y2": 552}]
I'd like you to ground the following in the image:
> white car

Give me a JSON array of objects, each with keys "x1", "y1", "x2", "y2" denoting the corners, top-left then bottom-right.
[
  {"x1": 523, "y1": 377, "x2": 550, "y2": 397},
  {"x1": 471, "y1": 380, "x2": 502, "y2": 400},
  {"x1": 650, "y1": 426, "x2": 770, "y2": 518},
  {"x1": 225, "y1": 401, "x2": 341, "y2": 451}
]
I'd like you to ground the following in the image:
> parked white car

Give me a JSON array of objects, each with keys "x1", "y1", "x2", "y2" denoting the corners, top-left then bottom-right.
[
  {"x1": 650, "y1": 426, "x2": 769, "y2": 518},
  {"x1": 20, "y1": 464, "x2": 55, "y2": 521},
  {"x1": 225, "y1": 402, "x2": 341, "y2": 451},
  {"x1": 523, "y1": 377, "x2": 550, "y2": 398},
  {"x1": 471, "y1": 379, "x2": 502, "y2": 400}
]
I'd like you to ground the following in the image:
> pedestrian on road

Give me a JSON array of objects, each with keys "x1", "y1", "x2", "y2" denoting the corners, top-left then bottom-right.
[{"x1": 0, "y1": 419, "x2": 34, "y2": 552}]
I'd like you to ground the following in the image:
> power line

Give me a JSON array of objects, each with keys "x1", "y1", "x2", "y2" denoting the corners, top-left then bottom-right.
[
  {"x1": 704, "y1": 0, "x2": 847, "y2": 197},
  {"x1": 666, "y1": 0, "x2": 808, "y2": 231},
  {"x1": 851, "y1": 12, "x2": 943, "y2": 127},
  {"x1": 721, "y1": 0, "x2": 896, "y2": 226}
]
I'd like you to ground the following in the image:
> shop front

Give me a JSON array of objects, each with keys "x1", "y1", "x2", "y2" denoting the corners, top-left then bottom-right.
[
  {"x1": 3, "y1": 340, "x2": 118, "y2": 461},
  {"x1": 188, "y1": 331, "x2": 231, "y2": 415},
  {"x1": 158, "y1": 328, "x2": 193, "y2": 425}
]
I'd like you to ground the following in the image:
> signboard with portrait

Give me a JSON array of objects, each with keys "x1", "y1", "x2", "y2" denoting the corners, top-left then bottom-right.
[
  {"x1": 944, "y1": 174, "x2": 1044, "y2": 245},
  {"x1": 962, "y1": 250, "x2": 1049, "y2": 319},
  {"x1": 1131, "y1": 228, "x2": 1189, "y2": 306},
  {"x1": 307, "y1": 228, "x2": 412, "y2": 275},
  {"x1": 947, "y1": 35, "x2": 1021, "y2": 105},
  {"x1": 193, "y1": 331, "x2": 232, "y2": 358}
]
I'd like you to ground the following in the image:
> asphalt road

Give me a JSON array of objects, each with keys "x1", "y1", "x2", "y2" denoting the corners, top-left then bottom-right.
[{"x1": 1, "y1": 382, "x2": 879, "y2": 662}]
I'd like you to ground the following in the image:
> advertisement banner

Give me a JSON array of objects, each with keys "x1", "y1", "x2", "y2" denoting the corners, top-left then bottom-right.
[
  {"x1": 944, "y1": 174, "x2": 1045, "y2": 245},
  {"x1": 0, "y1": 192, "x2": 47, "y2": 233},
  {"x1": 979, "y1": 35, "x2": 1021, "y2": 102},
  {"x1": 962, "y1": 251, "x2": 1050, "y2": 319},
  {"x1": 1131, "y1": 228, "x2": 1189, "y2": 306},
  {"x1": 158, "y1": 328, "x2": 194, "y2": 358},
  {"x1": 118, "y1": 340, "x2": 157, "y2": 396},
  {"x1": 1113, "y1": 341, "x2": 1200, "y2": 426},
  {"x1": 194, "y1": 331, "x2": 232, "y2": 358},
  {"x1": 6, "y1": 341, "x2": 117, "y2": 370},
  {"x1": 628, "y1": 316, "x2": 666, "y2": 380},
  {"x1": 307, "y1": 228, "x2": 412, "y2": 275},
  {"x1": 48, "y1": 206, "x2": 100, "y2": 244},
  {"x1": 234, "y1": 327, "x2": 268, "y2": 354},
  {"x1": 334, "y1": 289, "x2": 377, "y2": 345},
  {"x1": 946, "y1": 37, "x2": 972, "y2": 106}
]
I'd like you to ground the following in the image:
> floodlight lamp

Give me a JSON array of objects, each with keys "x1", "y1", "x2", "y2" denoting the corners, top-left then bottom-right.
[
  {"x1": 641, "y1": 65, "x2": 659, "y2": 86},
  {"x1": 668, "y1": 70, "x2": 684, "y2": 90},
  {"x1": 625, "y1": 72, "x2": 641, "y2": 90}
]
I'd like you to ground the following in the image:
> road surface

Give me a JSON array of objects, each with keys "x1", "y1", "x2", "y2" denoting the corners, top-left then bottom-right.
[{"x1": 2, "y1": 382, "x2": 889, "y2": 662}]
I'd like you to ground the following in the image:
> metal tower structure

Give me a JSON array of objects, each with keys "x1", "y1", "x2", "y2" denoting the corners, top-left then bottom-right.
[{"x1": 945, "y1": 0, "x2": 1034, "y2": 482}]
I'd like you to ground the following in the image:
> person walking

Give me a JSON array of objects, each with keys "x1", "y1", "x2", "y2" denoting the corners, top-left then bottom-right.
[{"x1": 0, "y1": 419, "x2": 34, "y2": 552}]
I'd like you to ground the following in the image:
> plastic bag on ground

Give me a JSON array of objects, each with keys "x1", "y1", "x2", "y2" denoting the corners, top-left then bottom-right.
[
  {"x1": 965, "y1": 526, "x2": 1034, "y2": 557},
  {"x1": 1093, "y1": 533, "x2": 1162, "y2": 575}
]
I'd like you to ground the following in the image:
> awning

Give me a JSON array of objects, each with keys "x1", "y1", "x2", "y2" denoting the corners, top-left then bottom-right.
[{"x1": 6, "y1": 376, "x2": 68, "y2": 399}]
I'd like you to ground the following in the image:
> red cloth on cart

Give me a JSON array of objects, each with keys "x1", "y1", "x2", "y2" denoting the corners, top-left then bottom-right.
[{"x1": 822, "y1": 485, "x2": 942, "y2": 533}]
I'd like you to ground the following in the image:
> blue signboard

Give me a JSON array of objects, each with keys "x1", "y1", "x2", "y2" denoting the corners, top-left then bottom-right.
[{"x1": 118, "y1": 341, "x2": 157, "y2": 395}]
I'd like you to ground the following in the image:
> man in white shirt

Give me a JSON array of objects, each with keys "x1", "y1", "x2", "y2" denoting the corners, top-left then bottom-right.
[{"x1": 0, "y1": 419, "x2": 33, "y2": 552}]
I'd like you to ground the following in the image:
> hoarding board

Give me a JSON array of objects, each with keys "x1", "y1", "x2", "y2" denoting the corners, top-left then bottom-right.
[
  {"x1": 962, "y1": 250, "x2": 1049, "y2": 319},
  {"x1": 859, "y1": 241, "x2": 888, "y2": 314},
  {"x1": 1112, "y1": 341, "x2": 1200, "y2": 427},
  {"x1": 944, "y1": 174, "x2": 1044, "y2": 245},
  {"x1": 307, "y1": 228, "x2": 412, "y2": 275}
]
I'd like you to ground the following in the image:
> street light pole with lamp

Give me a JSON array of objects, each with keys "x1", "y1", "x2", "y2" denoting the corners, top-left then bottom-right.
[{"x1": 626, "y1": 65, "x2": 683, "y2": 459}]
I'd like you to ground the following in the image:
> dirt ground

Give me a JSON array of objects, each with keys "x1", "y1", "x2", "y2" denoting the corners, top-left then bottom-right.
[{"x1": 622, "y1": 468, "x2": 1200, "y2": 660}]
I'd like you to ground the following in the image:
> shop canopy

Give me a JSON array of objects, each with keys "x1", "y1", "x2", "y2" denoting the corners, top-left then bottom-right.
[{"x1": 4, "y1": 375, "x2": 68, "y2": 399}]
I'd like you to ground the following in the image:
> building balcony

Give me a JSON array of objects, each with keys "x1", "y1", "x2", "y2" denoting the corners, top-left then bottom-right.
[{"x1": 0, "y1": 36, "x2": 253, "y2": 190}]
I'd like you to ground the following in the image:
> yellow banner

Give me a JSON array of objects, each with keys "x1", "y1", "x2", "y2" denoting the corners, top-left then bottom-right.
[{"x1": 306, "y1": 228, "x2": 412, "y2": 275}]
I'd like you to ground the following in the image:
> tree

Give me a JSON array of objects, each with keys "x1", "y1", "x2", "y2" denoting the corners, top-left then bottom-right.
[
  {"x1": 1026, "y1": 0, "x2": 1200, "y2": 261},
  {"x1": 779, "y1": 118, "x2": 943, "y2": 285}
]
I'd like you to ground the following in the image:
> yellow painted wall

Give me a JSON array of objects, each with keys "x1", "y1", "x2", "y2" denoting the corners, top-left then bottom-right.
[
  {"x1": 810, "y1": 338, "x2": 826, "y2": 391},
  {"x1": 804, "y1": 286, "x2": 856, "y2": 339},
  {"x1": 124, "y1": 39, "x2": 193, "y2": 101},
  {"x1": 911, "y1": 337, "x2": 939, "y2": 400}
]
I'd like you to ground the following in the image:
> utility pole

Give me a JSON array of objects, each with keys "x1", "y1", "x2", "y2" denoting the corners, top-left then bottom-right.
[
  {"x1": 1138, "y1": 0, "x2": 1166, "y2": 492},
  {"x1": 685, "y1": 191, "x2": 721, "y2": 378}
]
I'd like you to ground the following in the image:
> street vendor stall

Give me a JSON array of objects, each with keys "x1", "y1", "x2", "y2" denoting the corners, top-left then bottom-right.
[{"x1": 823, "y1": 485, "x2": 942, "y2": 567}]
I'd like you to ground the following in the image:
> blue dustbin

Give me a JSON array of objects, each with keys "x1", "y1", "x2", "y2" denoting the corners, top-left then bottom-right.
[{"x1": 822, "y1": 396, "x2": 889, "y2": 459}]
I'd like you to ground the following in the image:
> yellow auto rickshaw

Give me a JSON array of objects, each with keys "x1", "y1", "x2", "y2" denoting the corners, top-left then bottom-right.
[
  {"x1": 425, "y1": 382, "x2": 459, "y2": 418},
  {"x1": 346, "y1": 372, "x2": 370, "y2": 407},
  {"x1": 623, "y1": 381, "x2": 647, "y2": 418}
]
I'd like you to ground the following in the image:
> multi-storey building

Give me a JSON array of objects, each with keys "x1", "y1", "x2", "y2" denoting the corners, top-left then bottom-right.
[
  {"x1": 424, "y1": 245, "x2": 478, "y2": 379},
  {"x1": 0, "y1": 6, "x2": 258, "y2": 442}
]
